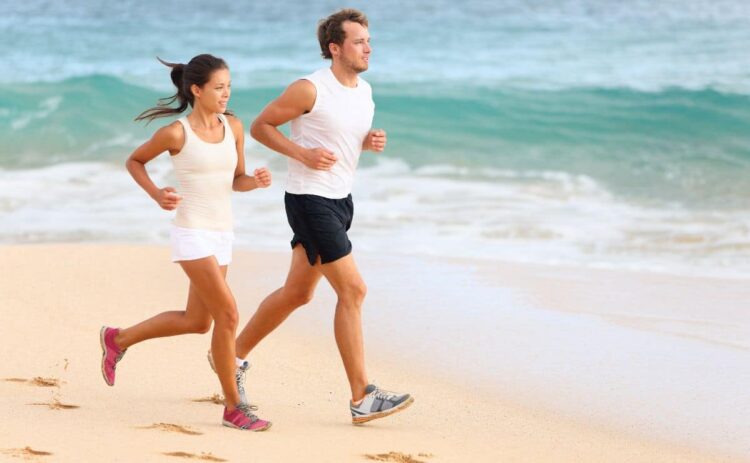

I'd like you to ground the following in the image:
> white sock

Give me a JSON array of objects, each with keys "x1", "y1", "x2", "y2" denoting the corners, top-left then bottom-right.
[{"x1": 235, "y1": 357, "x2": 246, "y2": 367}]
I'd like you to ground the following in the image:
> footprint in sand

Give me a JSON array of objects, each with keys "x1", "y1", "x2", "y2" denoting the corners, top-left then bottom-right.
[
  {"x1": 1, "y1": 446, "x2": 53, "y2": 460},
  {"x1": 363, "y1": 452, "x2": 434, "y2": 463},
  {"x1": 190, "y1": 394, "x2": 224, "y2": 405},
  {"x1": 30, "y1": 377, "x2": 61, "y2": 387},
  {"x1": 162, "y1": 451, "x2": 226, "y2": 462},
  {"x1": 4, "y1": 378, "x2": 28, "y2": 383},
  {"x1": 191, "y1": 394, "x2": 258, "y2": 410},
  {"x1": 4, "y1": 377, "x2": 61, "y2": 387},
  {"x1": 28, "y1": 398, "x2": 80, "y2": 410},
  {"x1": 6, "y1": 379, "x2": 79, "y2": 409},
  {"x1": 138, "y1": 423, "x2": 203, "y2": 436}
]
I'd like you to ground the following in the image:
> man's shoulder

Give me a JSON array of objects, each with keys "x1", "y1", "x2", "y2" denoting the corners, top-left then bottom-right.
[
  {"x1": 301, "y1": 67, "x2": 329, "y2": 82},
  {"x1": 358, "y1": 75, "x2": 372, "y2": 90}
]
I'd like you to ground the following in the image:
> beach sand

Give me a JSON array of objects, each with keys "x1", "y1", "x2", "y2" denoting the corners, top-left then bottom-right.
[{"x1": 0, "y1": 244, "x2": 742, "y2": 462}]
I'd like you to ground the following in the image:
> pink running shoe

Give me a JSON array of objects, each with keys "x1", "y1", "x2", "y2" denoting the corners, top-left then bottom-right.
[
  {"x1": 223, "y1": 403, "x2": 272, "y2": 432},
  {"x1": 99, "y1": 326, "x2": 126, "y2": 386}
]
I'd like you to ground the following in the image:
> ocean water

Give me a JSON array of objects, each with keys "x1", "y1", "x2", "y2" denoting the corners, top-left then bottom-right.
[
  {"x1": 2, "y1": 0, "x2": 750, "y2": 277},
  {"x1": 3, "y1": 2, "x2": 750, "y2": 456}
]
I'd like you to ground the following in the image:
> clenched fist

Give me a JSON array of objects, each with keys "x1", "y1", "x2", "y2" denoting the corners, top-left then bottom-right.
[
  {"x1": 155, "y1": 187, "x2": 182, "y2": 211},
  {"x1": 363, "y1": 129, "x2": 386, "y2": 152},
  {"x1": 301, "y1": 147, "x2": 338, "y2": 170},
  {"x1": 254, "y1": 167, "x2": 272, "y2": 188}
]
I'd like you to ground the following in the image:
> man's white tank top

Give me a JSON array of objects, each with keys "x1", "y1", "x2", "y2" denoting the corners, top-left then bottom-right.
[
  {"x1": 287, "y1": 67, "x2": 374, "y2": 199},
  {"x1": 172, "y1": 113, "x2": 237, "y2": 231}
]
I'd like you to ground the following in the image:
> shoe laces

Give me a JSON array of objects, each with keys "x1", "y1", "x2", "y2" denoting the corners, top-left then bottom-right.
[
  {"x1": 372, "y1": 387, "x2": 400, "y2": 402},
  {"x1": 234, "y1": 363, "x2": 259, "y2": 411},
  {"x1": 236, "y1": 365, "x2": 247, "y2": 384},
  {"x1": 237, "y1": 403, "x2": 260, "y2": 423}
]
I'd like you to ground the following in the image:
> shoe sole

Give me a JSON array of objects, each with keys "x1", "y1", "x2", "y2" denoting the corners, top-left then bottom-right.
[
  {"x1": 222, "y1": 420, "x2": 272, "y2": 432},
  {"x1": 352, "y1": 396, "x2": 415, "y2": 424},
  {"x1": 99, "y1": 326, "x2": 114, "y2": 386}
]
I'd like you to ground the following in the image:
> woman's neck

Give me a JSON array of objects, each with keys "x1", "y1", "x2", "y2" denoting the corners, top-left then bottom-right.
[{"x1": 187, "y1": 106, "x2": 221, "y2": 129}]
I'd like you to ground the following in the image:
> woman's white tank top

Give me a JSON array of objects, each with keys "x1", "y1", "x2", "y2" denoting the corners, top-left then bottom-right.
[{"x1": 171, "y1": 113, "x2": 237, "y2": 231}]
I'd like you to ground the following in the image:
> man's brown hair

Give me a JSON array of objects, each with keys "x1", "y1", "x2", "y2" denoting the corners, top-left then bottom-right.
[{"x1": 317, "y1": 8, "x2": 369, "y2": 60}]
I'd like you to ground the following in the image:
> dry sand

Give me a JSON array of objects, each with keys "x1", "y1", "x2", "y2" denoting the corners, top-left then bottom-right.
[{"x1": 0, "y1": 244, "x2": 740, "y2": 462}]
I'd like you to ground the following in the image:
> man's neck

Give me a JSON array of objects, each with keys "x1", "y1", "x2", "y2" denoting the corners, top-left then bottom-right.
[{"x1": 329, "y1": 63, "x2": 359, "y2": 88}]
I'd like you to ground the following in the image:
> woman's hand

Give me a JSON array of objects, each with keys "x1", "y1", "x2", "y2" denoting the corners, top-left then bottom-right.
[
  {"x1": 253, "y1": 168, "x2": 272, "y2": 188},
  {"x1": 154, "y1": 187, "x2": 182, "y2": 210}
]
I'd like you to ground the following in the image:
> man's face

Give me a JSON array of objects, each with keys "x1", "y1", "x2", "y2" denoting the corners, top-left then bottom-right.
[{"x1": 333, "y1": 21, "x2": 371, "y2": 73}]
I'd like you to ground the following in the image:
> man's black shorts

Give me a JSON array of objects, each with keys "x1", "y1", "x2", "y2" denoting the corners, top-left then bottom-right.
[{"x1": 284, "y1": 192, "x2": 354, "y2": 266}]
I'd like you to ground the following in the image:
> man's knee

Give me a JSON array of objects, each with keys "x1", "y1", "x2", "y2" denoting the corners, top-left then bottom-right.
[
  {"x1": 285, "y1": 288, "x2": 315, "y2": 308},
  {"x1": 338, "y1": 280, "x2": 367, "y2": 306}
]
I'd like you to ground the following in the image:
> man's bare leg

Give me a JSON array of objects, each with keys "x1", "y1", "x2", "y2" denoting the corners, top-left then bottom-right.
[
  {"x1": 235, "y1": 244, "x2": 323, "y2": 358},
  {"x1": 319, "y1": 252, "x2": 413, "y2": 424},
  {"x1": 235, "y1": 248, "x2": 369, "y2": 400},
  {"x1": 318, "y1": 253, "x2": 369, "y2": 402}
]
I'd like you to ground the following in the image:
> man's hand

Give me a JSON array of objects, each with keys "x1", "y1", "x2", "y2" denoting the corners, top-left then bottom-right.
[
  {"x1": 300, "y1": 147, "x2": 338, "y2": 170},
  {"x1": 253, "y1": 167, "x2": 272, "y2": 188},
  {"x1": 363, "y1": 129, "x2": 386, "y2": 152}
]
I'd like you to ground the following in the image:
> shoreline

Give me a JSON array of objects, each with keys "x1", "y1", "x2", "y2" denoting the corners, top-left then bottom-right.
[
  {"x1": 0, "y1": 243, "x2": 745, "y2": 462},
  {"x1": 229, "y1": 245, "x2": 750, "y2": 459}
]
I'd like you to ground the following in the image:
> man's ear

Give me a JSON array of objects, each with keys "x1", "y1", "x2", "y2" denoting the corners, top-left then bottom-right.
[{"x1": 329, "y1": 42, "x2": 340, "y2": 58}]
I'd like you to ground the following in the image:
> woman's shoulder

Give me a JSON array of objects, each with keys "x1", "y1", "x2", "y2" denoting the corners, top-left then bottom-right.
[
  {"x1": 151, "y1": 120, "x2": 186, "y2": 151},
  {"x1": 224, "y1": 113, "x2": 244, "y2": 138}
]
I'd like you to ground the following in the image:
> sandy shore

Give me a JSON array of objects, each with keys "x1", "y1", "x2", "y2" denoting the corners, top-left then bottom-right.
[{"x1": 0, "y1": 244, "x2": 741, "y2": 462}]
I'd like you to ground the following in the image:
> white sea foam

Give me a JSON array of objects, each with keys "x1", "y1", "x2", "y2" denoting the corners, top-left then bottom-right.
[
  {"x1": 10, "y1": 96, "x2": 62, "y2": 131},
  {"x1": 1, "y1": 157, "x2": 749, "y2": 278}
]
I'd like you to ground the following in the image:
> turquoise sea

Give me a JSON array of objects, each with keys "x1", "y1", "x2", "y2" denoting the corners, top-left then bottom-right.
[
  {"x1": 3, "y1": 2, "x2": 750, "y2": 457},
  {"x1": 2, "y1": 0, "x2": 750, "y2": 276}
]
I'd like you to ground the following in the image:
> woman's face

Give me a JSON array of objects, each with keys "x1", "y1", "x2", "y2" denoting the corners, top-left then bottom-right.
[{"x1": 192, "y1": 68, "x2": 231, "y2": 113}]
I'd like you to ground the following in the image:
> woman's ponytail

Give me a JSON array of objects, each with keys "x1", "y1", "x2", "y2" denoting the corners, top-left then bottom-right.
[{"x1": 135, "y1": 54, "x2": 227, "y2": 123}]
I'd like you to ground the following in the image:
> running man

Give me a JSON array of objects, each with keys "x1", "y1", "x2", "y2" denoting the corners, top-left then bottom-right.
[{"x1": 212, "y1": 8, "x2": 414, "y2": 424}]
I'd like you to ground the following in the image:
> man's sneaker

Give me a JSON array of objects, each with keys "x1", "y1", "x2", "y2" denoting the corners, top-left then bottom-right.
[
  {"x1": 99, "y1": 326, "x2": 127, "y2": 386},
  {"x1": 350, "y1": 384, "x2": 414, "y2": 424},
  {"x1": 222, "y1": 403, "x2": 271, "y2": 431},
  {"x1": 207, "y1": 350, "x2": 253, "y2": 408}
]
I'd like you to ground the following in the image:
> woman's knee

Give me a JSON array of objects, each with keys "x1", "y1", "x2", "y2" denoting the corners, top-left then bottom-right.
[
  {"x1": 212, "y1": 302, "x2": 239, "y2": 330},
  {"x1": 187, "y1": 318, "x2": 212, "y2": 334}
]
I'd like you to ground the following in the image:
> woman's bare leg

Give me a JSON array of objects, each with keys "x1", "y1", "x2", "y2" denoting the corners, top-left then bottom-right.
[
  {"x1": 114, "y1": 276, "x2": 219, "y2": 349},
  {"x1": 176, "y1": 257, "x2": 241, "y2": 409}
]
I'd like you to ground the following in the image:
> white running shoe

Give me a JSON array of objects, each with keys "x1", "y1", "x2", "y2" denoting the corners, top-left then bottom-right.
[
  {"x1": 207, "y1": 350, "x2": 253, "y2": 408},
  {"x1": 350, "y1": 384, "x2": 414, "y2": 424}
]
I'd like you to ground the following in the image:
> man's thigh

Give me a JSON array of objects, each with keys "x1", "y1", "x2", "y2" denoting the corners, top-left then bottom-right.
[{"x1": 318, "y1": 252, "x2": 364, "y2": 295}]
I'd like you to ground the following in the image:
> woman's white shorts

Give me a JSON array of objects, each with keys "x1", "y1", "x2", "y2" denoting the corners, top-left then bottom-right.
[{"x1": 170, "y1": 226, "x2": 234, "y2": 266}]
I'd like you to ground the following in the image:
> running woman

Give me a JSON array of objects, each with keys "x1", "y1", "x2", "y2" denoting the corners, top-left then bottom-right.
[{"x1": 99, "y1": 54, "x2": 271, "y2": 431}]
